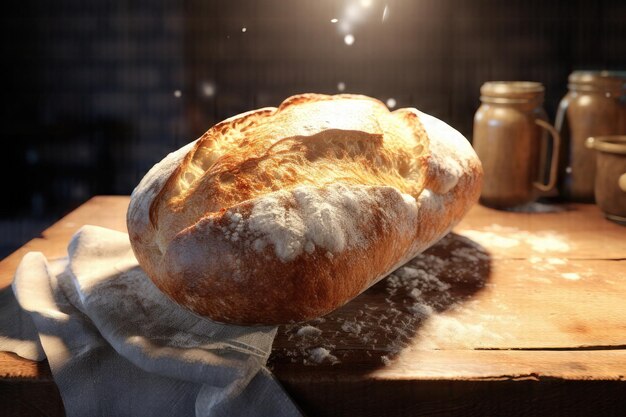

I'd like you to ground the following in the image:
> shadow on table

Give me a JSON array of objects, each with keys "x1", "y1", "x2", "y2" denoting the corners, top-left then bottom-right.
[
  {"x1": 268, "y1": 232, "x2": 492, "y2": 373},
  {"x1": 0, "y1": 285, "x2": 44, "y2": 350}
]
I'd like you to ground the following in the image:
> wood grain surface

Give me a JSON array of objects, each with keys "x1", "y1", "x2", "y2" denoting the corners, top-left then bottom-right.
[{"x1": 1, "y1": 196, "x2": 625, "y2": 417}]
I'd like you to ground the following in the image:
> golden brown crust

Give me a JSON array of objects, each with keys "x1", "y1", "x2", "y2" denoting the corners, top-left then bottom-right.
[
  {"x1": 127, "y1": 94, "x2": 482, "y2": 325},
  {"x1": 159, "y1": 185, "x2": 419, "y2": 324}
]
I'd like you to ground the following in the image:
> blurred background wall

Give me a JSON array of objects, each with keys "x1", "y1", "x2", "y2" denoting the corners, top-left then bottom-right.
[{"x1": 1, "y1": 0, "x2": 625, "y2": 257}]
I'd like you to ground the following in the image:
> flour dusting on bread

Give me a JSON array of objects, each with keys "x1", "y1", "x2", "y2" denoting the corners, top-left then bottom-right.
[{"x1": 248, "y1": 183, "x2": 418, "y2": 262}]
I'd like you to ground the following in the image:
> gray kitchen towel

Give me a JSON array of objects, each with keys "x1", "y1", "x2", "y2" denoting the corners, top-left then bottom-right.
[{"x1": 1, "y1": 225, "x2": 302, "y2": 417}]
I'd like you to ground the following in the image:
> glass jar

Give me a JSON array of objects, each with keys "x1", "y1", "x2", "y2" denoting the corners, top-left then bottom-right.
[
  {"x1": 555, "y1": 71, "x2": 625, "y2": 201},
  {"x1": 473, "y1": 82, "x2": 560, "y2": 208}
]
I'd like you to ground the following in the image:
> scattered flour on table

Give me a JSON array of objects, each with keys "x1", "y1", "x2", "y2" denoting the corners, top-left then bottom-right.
[
  {"x1": 528, "y1": 256, "x2": 568, "y2": 272},
  {"x1": 416, "y1": 314, "x2": 506, "y2": 350},
  {"x1": 307, "y1": 347, "x2": 339, "y2": 364},
  {"x1": 451, "y1": 246, "x2": 490, "y2": 262},
  {"x1": 527, "y1": 257, "x2": 589, "y2": 281},
  {"x1": 529, "y1": 257, "x2": 567, "y2": 265},
  {"x1": 460, "y1": 231, "x2": 520, "y2": 248},
  {"x1": 341, "y1": 321, "x2": 362, "y2": 335},
  {"x1": 296, "y1": 325, "x2": 322, "y2": 337},
  {"x1": 461, "y1": 224, "x2": 571, "y2": 253},
  {"x1": 526, "y1": 234, "x2": 570, "y2": 252},
  {"x1": 272, "y1": 233, "x2": 492, "y2": 367},
  {"x1": 561, "y1": 272, "x2": 581, "y2": 281}
]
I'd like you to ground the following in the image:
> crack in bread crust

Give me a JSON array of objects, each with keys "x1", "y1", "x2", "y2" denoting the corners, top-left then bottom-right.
[{"x1": 151, "y1": 94, "x2": 429, "y2": 251}]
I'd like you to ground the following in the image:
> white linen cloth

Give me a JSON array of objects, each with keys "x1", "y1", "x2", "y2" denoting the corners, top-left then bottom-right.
[{"x1": 0, "y1": 225, "x2": 302, "y2": 417}]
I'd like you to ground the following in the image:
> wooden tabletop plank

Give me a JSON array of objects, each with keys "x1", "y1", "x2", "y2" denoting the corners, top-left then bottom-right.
[
  {"x1": 272, "y1": 350, "x2": 626, "y2": 381},
  {"x1": 1, "y1": 196, "x2": 625, "y2": 387},
  {"x1": 0, "y1": 196, "x2": 129, "y2": 291},
  {"x1": 373, "y1": 349, "x2": 626, "y2": 381},
  {"x1": 454, "y1": 204, "x2": 626, "y2": 260},
  {"x1": 410, "y1": 259, "x2": 626, "y2": 350},
  {"x1": 0, "y1": 352, "x2": 53, "y2": 380}
]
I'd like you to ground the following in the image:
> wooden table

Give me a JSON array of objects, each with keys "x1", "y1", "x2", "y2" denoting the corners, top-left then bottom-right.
[{"x1": 1, "y1": 196, "x2": 625, "y2": 416}]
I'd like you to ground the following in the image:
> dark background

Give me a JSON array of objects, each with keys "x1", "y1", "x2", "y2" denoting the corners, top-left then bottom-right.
[{"x1": 1, "y1": 0, "x2": 625, "y2": 257}]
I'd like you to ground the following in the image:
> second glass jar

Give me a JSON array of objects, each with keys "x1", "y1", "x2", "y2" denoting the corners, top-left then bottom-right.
[{"x1": 473, "y1": 81, "x2": 561, "y2": 208}]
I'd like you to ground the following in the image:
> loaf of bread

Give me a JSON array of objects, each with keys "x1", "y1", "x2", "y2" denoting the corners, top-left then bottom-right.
[{"x1": 127, "y1": 94, "x2": 482, "y2": 325}]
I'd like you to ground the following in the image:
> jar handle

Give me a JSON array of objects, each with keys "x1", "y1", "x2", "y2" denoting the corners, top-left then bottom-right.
[
  {"x1": 619, "y1": 173, "x2": 626, "y2": 193},
  {"x1": 554, "y1": 100, "x2": 567, "y2": 133},
  {"x1": 533, "y1": 119, "x2": 561, "y2": 192}
]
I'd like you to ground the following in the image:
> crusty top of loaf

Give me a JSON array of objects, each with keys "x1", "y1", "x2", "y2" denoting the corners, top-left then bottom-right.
[
  {"x1": 127, "y1": 94, "x2": 482, "y2": 325},
  {"x1": 150, "y1": 94, "x2": 429, "y2": 255}
]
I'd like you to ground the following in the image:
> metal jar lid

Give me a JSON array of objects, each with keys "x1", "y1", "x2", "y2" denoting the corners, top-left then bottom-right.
[
  {"x1": 480, "y1": 81, "x2": 545, "y2": 104},
  {"x1": 568, "y1": 71, "x2": 625, "y2": 95}
]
